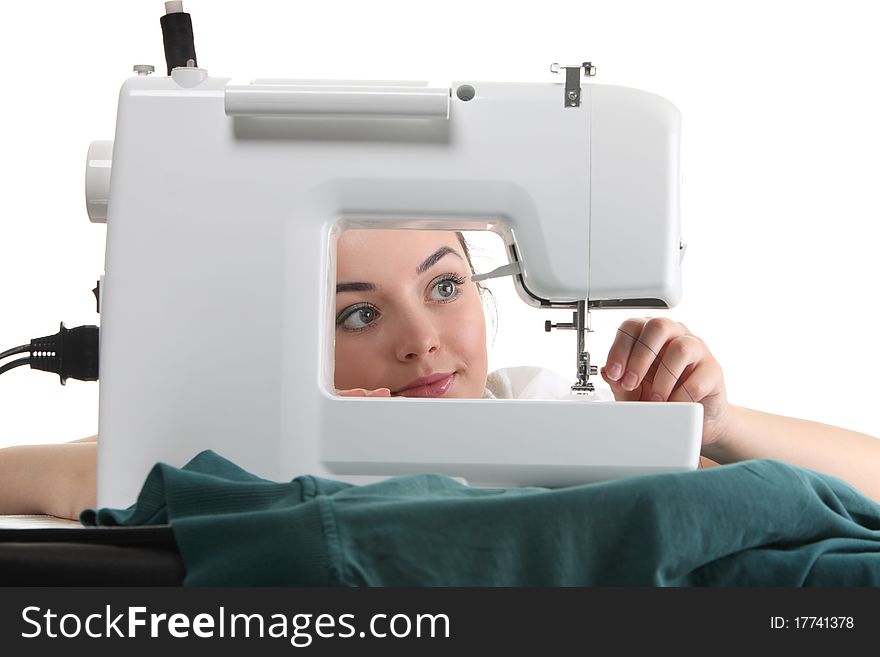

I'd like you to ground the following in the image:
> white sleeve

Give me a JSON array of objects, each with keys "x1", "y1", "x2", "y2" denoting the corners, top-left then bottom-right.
[{"x1": 487, "y1": 366, "x2": 614, "y2": 401}]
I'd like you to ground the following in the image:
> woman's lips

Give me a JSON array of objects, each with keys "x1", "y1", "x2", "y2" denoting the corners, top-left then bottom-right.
[{"x1": 393, "y1": 372, "x2": 456, "y2": 397}]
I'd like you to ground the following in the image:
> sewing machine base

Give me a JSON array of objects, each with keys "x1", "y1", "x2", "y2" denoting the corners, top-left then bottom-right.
[
  {"x1": 98, "y1": 398, "x2": 702, "y2": 506},
  {"x1": 322, "y1": 398, "x2": 704, "y2": 487}
]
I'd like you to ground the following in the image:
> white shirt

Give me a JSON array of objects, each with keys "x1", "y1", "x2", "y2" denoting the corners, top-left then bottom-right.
[{"x1": 483, "y1": 366, "x2": 615, "y2": 401}]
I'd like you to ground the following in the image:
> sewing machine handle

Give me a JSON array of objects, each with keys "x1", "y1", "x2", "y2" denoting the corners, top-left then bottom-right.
[{"x1": 224, "y1": 84, "x2": 450, "y2": 120}]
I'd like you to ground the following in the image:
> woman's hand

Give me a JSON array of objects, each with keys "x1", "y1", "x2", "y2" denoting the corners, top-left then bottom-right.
[
  {"x1": 599, "y1": 317, "x2": 732, "y2": 447},
  {"x1": 336, "y1": 388, "x2": 391, "y2": 397}
]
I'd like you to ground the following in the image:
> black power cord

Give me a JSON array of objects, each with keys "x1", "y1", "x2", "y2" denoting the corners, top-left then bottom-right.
[{"x1": 0, "y1": 323, "x2": 99, "y2": 385}]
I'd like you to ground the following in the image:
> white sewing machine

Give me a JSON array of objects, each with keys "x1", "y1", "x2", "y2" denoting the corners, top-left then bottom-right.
[{"x1": 85, "y1": 9, "x2": 702, "y2": 508}]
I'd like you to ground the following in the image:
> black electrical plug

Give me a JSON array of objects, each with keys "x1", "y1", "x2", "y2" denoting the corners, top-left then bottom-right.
[{"x1": 25, "y1": 323, "x2": 100, "y2": 385}]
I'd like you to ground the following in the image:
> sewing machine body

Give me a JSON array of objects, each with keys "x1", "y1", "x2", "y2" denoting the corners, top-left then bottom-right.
[{"x1": 90, "y1": 69, "x2": 702, "y2": 508}]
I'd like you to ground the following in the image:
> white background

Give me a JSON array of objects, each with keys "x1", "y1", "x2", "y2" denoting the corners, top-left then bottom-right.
[{"x1": 1, "y1": 0, "x2": 878, "y2": 447}]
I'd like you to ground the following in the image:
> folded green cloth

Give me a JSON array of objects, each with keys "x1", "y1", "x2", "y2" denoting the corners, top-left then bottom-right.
[{"x1": 82, "y1": 451, "x2": 880, "y2": 586}]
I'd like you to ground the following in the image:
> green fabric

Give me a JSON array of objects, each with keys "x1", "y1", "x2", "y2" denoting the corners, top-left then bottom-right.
[{"x1": 81, "y1": 450, "x2": 880, "y2": 586}]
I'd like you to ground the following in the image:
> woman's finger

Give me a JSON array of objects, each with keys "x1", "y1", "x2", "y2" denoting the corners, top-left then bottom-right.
[
  {"x1": 337, "y1": 388, "x2": 391, "y2": 397},
  {"x1": 337, "y1": 388, "x2": 367, "y2": 397},
  {"x1": 365, "y1": 388, "x2": 391, "y2": 397},
  {"x1": 604, "y1": 318, "x2": 649, "y2": 381},
  {"x1": 600, "y1": 365, "x2": 642, "y2": 401},
  {"x1": 613, "y1": 318, "x2": 690, "y2": 392},
  {"x1": 645, "y1": 334, "x2": 707, "y2": 402},
  {"x1": 667, "y1": 360, "x2": 717, "y2": 404}
]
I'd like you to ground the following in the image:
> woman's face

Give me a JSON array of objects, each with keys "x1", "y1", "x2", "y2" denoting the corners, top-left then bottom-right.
[{"x1": 334, "y1": 229, "x2": 489, "y2": 398}]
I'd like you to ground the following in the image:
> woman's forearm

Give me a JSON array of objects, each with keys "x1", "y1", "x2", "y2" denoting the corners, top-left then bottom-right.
[
  {"x1": 703, "y1": 405, "x2": 880, "y2": 504},
  {"x1": 68, "y1": 435, "x2": 98, "y2": 444},
  {"x1": 0, "y1": 443, "x2": 96, "y2": 519}
]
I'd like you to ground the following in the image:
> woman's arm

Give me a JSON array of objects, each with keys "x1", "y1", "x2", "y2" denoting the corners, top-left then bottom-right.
[
  {"x1": 703, "y1": 406, "x2": 880, "y2": 504},
  {"x1": 68, "y1": 435, "x2": 97, "y2": 444},
  {"x1": 0, "y1": 440, "x2": 96, "y2": 519}
]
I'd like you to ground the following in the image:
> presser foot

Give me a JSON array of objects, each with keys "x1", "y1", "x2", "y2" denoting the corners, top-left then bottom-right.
[{"x1": 571, "y1": 355, "x2": 598, "y2": 394}]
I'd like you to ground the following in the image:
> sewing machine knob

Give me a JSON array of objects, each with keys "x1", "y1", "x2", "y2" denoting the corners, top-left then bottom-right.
[
  {"x1": 85, "y1": 140, "x2": 113, "y2": 224},
  {"x1": 545, "y1": 320, "x2": 575, "y2": 332}
]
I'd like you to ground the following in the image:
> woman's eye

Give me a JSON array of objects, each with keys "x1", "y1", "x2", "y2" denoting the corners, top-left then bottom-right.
[
  {"x1": 428, "y1": 275, "x2": 465, "y2": 302},
  {"x1": 337, "y1": 305, "x2": 379, "y2": 331},
  {"x1": 435, "y1": 281, "x2": 455, "y2": 298}
]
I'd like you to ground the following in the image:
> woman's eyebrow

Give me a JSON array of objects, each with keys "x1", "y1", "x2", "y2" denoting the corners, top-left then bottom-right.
[
  {"x1": 336, "y1": 247, "x2": 463, "y2": 293},
  {"x1": 417, "y1": 246, "x2": 462, "y2": 274},
  {"x1": 336, "y1": 281, "x2": 376, "y2": 293}
]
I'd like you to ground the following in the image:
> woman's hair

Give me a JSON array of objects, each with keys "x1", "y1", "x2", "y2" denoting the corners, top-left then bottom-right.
[
  {"x1": 454, "y1": 232, "x2": 477, "y2": 275},
  {"x1": 455, "y1": 231, "x2": 499, "y2": 347}
]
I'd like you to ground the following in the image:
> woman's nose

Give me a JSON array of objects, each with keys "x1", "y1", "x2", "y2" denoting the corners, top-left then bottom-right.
[{"x1": 394, "y1": 307, "x2": 441, "y2": 361}]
